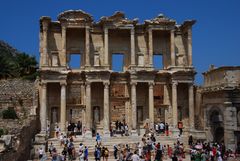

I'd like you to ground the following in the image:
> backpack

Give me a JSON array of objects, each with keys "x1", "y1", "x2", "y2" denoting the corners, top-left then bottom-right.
[{"x1": 104, "y1": 149, "x2": 109, "y2": 156}]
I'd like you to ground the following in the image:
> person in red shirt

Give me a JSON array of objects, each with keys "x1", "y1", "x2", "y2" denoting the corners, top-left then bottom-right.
[
  {"x1": 145, "y1": 149, "x2": 151, "y2": 161},
  {"x1": 178, "y1": 121, "x2": 183, "y2": 136},
  {"x1": 167, "y1": 144, "x2": 172, "y2": 159}
]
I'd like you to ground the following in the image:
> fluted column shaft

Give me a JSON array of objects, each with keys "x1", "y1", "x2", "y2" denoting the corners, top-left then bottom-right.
[
  {"x1": 188, "y1": 28, "x2": 193, "y2": 66},
  {"x1": 131, "y1": 28, "x2": 135, "y2": 66},
  {"x1": 42, "y1": 22, "x2": 48, "y2": 66},
  {"x1": 172, "y1": 82, "x2": 178, "y2": 128},
  {"x1": 85, "y1": 27, "x2": 90, "y2": 67},
  {"x1": 188, "y1": 83, "x2": 195, "y2": 129},
  {"x1": 104, "y1": 28, "x2": 109, "y2": 66},
  {"x1": 60, "y1": 82, "x2": 67, "y2": 132},
  {"x1": 103, "y1": 82, "x2": 110, "y2": 132},
  {"x1": 149, "y1": 82, "x2": 154, "y2": 123},
  {"x1": 148, "y1": 29, "x2": 153, "y2": 66},
  {"x1": 131, "y1": 82, "x2": 137, "y2": 130},
  {"x1": 40, "y1": 83, "x2": 47, "y2": 132},
  {"x1": 85, "y1": 82, "x2": 92, "y2": 130},
  {"x1": 61, "y1": 25, "x2": 67, "y2": 66},
  {"x1": 170, "y1": 30, "x2": 175, "y2": 66}
]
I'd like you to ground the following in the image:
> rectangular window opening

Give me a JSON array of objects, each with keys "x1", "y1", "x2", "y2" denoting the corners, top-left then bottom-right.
[
  {"x1": 153, "y1": 54, "x2": 163, "y2": 70},
  {"x1": 112, "y1": 54, "x2": 124, "y2": 72},
  {"x1": 69, "y1": 54, "x2": 81, "y2": 69}
]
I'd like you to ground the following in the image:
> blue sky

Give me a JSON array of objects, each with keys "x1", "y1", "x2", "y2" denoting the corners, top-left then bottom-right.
[{"x1": 0, "y1": 0, "x2": 239, "y2": 84}]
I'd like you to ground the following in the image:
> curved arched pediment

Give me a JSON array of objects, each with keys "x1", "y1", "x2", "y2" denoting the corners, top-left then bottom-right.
[{"x1": 57, "y1": 10, "x2": 93, "y2": 23}]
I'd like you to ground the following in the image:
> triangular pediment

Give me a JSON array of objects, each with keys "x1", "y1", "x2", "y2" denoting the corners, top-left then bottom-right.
[
  {"x1": 58, "y1": 10, "x2": 93, "y2": 23},
  {"x1": 145, "y1": 13, "x2": 176, "y2": 25},
  {"x1": 99, "y1": 11, "x2": 138, "y2": 26}
]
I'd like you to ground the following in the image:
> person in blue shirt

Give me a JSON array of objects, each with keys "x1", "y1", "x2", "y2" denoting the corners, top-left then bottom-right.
[
  {"x1": 96, "y1": 133, "x2": 101, "y2": 145},
  {"x1": 84, "y1": 146, "x2": 88, "y2": 161}
]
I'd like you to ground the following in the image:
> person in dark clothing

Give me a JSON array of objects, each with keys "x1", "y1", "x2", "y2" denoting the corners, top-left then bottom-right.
[
  {"x1": 165, "y1": 123, "x2": 169, "y2": 136},
  {"x1": 172, "y1": 154, "x2": 178, "y2": 161},
  {"x1": 113, "y1": 144, "x2": 118, "y2": 159},
  {"x1": 188, "y1": 135, "x2": 193, "y2": 146},
  {"x1": 155, "y1": 148, "x2": 162, "y2": 161}
]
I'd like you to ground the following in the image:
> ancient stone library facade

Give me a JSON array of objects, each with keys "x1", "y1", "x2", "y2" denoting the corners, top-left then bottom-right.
[{"x1": 39, "y1": 10, "x2": 196, "y2": 137}]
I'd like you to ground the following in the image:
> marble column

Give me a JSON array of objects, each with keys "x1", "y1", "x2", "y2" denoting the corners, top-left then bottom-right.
[
  {"x1": 131, "y1": 28, "x2": 136, "y2": 66},
  {"x1": 103, "y1": 82, "x2": 110, "y2": 137},
  {"x1": 148, "y1": 82, "x2": 154, "y2": 123},
  {"x1": 131, "y1": 82, "x2": 137, "y2": 135},
  {"x1": 170, "y1": 30, "x2": 176, "y2": 66},
  {"x1": 104, "y1": 27, "x2": 109, "y2": 66},
  {"x1": 85, "y1": 82, "x2": 92, "y2": 137},
  {"x1": 85, "y1": 27, "x2": 90, "y2": 67},
  {"x1": 188, "y1": 83, "x2": 195, "y2": 130},
  {"x1": 40, "y1": 82, "x2": 47, "y2": 133},
  {"x1": 61, "y1": 24, "x2": 67, "y2": 66},
  {"x1": 60, "y1": 82, "x2": 67, "y2": 132},
  {"x1": 42, "y1": 22, "x2": 48, "y2": 66},
  {"x1": 172, "y1": 82, "x2": 178, "y2": 128},
  {"x1": 148, "y1": 29, "x2": 153, "y2": 66},
  {"x1": 187, "y1": 28, "x2": 192, "y2": 66}
]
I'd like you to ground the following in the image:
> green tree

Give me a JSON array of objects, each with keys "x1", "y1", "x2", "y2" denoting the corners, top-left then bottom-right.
[{"x1": 15, "y1": 52, "x2": 38, "y2": 77}]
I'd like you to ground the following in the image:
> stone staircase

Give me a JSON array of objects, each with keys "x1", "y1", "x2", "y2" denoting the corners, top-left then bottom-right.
[{"x1": 42, "y1": 134, "x2": 188, "y2": 161}]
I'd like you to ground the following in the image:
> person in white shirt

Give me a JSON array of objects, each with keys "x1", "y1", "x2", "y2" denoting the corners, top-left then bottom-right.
[
  {"x1": 131, "y1": 151, "x2": 140, "y2": 161},
  {"x1": 55, "y1": 125, "x2": 60, "y2": 138},
  {"x1": 38, "y1": 147, "x2": 44, "y2": 159}
]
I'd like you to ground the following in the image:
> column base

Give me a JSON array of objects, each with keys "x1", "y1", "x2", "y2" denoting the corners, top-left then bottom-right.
[
  {"x1": 171, "y1": 128, "x2": 180, "y2": 138},
  {"x1": 103, "y1": 130, "x2": 111, "y2": 138},
  {"x1": 131, "y1": 130, "x2": 138, "y2": 136},
  {"x1": 33, "y1": 133, "x2": 47, "y2": 159},
  {"x1": 84, "y1": 130, "x2": 92, "y2": 139}
]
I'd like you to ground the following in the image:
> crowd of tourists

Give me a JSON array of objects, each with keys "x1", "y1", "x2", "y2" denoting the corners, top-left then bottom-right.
[
  {"x1": 189, "y1": 140, "x2": 240, "y2": 161},
  {"x1": 39, "y1": 121, "x2": 240, "y2": 161}
]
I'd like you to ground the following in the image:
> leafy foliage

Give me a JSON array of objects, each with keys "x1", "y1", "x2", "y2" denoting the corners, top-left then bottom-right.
[
  {"x1": 2, "y1": 108, "x2": 18, "y2": 119},
  {"x1": 0, "y1": 128, "x2": 4, "y2": 137},
  {"x1": 0, "y1": 40, "x2": 38, "y2": 79}
]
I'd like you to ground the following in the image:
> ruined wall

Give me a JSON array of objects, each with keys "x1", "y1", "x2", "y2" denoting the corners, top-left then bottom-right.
[{"x1": 0, "y1": 117, "x2": 40, "y2": 161}]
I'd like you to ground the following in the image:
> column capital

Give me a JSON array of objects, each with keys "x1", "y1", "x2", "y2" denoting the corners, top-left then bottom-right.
[
  {"x1": 103, "y1": 81, "x2": 110, "y2": 87},
  {"x1": 170, "y1": 29, "x2": 175, "y2": 34},
  {"x1": 104, "y1": 27, "x2": 108, "y2": 34},
  {"x1": 85, "y1": 81, "x2": 91, "y2": 86},
  {"x1": 172, "y1": 81, "x2": 178, "y2": 86},
  {"x1": 148, "y1": 28, "x2": 153, "y2": 32},
  {"x1": 60, "y1": 81, "x2": 67, "y2": 86},
  {"x1": 61, "y1": 23, "x2": 67, "y2": 30},
  {"x1": 148, "y1": 82, "x2": 155, "y2": 87},
  {"x1": 40, "y1": 82, "x2": 47, "y2": 88},
  {"x1": 130, "y1": 82, "x2": 137, "y2": 86},
  {"x1": 42, "y1": 21, "x2": 49, "y2": 32},
  {"x1": 188, "y1": 82, "x2": 194, "y2": 87},
  {"x1": 130, "y1": 28, "x2": 135, "y2": 34}
]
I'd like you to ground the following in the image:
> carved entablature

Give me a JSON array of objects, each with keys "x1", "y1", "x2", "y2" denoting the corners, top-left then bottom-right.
[
  {"x1": 180, "y1": 20, "x2": 196, "y2": 31},
  {"x1": 144, "y1": 13, "x2": 176, "y2": 30},
  {"x1": 40, "y1": 70, "x2": 67, "y2": 81},
  {"x1": 57, "y1": 10, "x2": 93, "y2": 26},
  {"x1": 110, "y1": 73, "x2": 129, "y2": 83},
  {"x1": 67, "y1": 73, "x2": 84, "y2": 84},
  {"x1": 99, "y1": 11, "x2": 138, "y2": 28},
  {"x1": 85, "y1": 71, "x2": 111, "y2": 82},
  {"x1": 171, "y1": 70, "x2": 196, "y2": 83}
]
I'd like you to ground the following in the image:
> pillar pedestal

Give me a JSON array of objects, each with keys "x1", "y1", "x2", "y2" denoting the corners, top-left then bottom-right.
[
  {"x1": 131, "y1": 130, "x2": 138, "y2": 136},
  {"x1": 84, "y1": 130, "x2": 92, "y2": 139}
]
